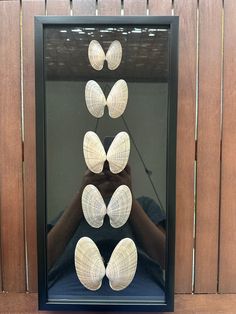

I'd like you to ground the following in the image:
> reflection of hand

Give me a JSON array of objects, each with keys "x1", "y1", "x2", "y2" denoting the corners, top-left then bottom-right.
[
  {"x1": 80, "y1": 163, "x2": 132, "y2": 199},
  {"x1": 98, "y1": 164, "x2": 132, "y2": 198}
]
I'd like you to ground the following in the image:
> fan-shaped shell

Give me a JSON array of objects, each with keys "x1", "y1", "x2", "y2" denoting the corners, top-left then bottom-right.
[
  {"x1": 88, "y1": 40, "x2": 122, "y2": 71},
  {"x1": 85, "y1": 79, "x2": 128, "y2": 119},
  {"x1": 106, "y1": 40, "x2": 122, "y2": 70},
  {"x1": 74, "y1": 237, "x2": 105, "y2": 291},
  {"x1": 83, "y1": 131, "x2": 106, "y2": 173},
  {"x1": 107, "y1": 79, "x2": 128, "y2": 118},
  {"x1": 106, "y1": 238, "x2": 137, "y2": 291},
  {"x1": 88, "y1": 40, "x2": 105, "y2": 71},
  {"x1": 82, "y1": 184, "x2": 106, "y2": 228},
  {"x1": 85, "y1": 80, "x2": 106, "y2": 118},
  {"x1": 107, "y1": 131, "x2": 130, "y2": 174},
  {"x1": 107, "y1": 185, "x2": 132, "y2": 228}
]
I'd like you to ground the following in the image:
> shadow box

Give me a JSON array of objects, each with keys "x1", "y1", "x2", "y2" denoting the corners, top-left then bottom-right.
[{"x1": 35, "y1": 15, "x2": 178, "y2": 312}]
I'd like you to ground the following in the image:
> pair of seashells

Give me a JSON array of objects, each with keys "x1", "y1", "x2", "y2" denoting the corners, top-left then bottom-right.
[
  {"x1": 82, "y1": 184, "x2": 132, "y2": 228},
  {"x1": 75, "y1": 237, "x2": 137, "y2": 291},
  {"x1": 83, "y1": 131, "x2": 130, "y2": 174},
  {"x1": 85, "y1": 79, "x2": 128, "y2": 119},
  {"x1": 88, "y1": 40, "x2": 122, "y2": 71}
]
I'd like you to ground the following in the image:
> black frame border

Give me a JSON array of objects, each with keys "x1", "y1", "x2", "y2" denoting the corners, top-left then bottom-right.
[{"x1": 35, "y1": 15, "x2": 179, "y2": 312}]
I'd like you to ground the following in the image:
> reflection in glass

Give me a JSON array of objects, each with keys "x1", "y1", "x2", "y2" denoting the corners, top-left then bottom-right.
[{"x1": 45, "y1": 25, "x2": 169, "y2": 302}]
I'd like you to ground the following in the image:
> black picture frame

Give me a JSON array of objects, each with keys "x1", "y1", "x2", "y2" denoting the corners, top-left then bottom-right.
[{"x1": 35, "y1": 15, "x2": 178, "y2": 312}]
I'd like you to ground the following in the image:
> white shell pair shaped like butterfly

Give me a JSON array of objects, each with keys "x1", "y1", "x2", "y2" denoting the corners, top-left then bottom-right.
[
  {"x1": 88, "y1": 40, "x2": 122, "y2": 71},
  {"x1": 75, "y1": 237, "x2": 137, "y2": 291},
  {"x1": 83, "y1": 131, "x2": 130, "y2": 174},
  {"x1": 85, "y1": 79, "x2": 128, "y2": 118},
  {"x1": 82, "y1": 184, "x2": 132, "y2": 228}
]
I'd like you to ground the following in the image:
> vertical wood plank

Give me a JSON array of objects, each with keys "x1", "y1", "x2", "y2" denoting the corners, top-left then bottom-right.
[
  {"x1": 194, "y1": 0, "x2": 222, "y2": 293},
  {"x1": 0, "y1": 0, "x2": 26, "y2": 292},
  {"x1": 123, "y1": 0, "x2": 147, "y2": 15},
  {"x1": 22, "y1": 0, "x2": 45, "y2": 292},
  {"x1": 149, "y1": 0, "x2": 172, "y2": 15},
  {"x1": 46, "y1": 0, "x2": 70, "y2": 15},
  {"x1": 174, "y1": 0, "x2": 197, "y2": 293},
  {"x1": 97, "y1": 0, "x2": 121, "y2": 15},
  {"x1": 72, "y1": 0, "x2": 96, "y2": 15},
  {"x1": 219, "y1": 0, "x2": 236, "y2": 293}
]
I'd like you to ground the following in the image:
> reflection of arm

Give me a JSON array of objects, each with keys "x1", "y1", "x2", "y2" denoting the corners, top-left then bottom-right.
[
  {"x1": 47, "y1": 191, "x2": 83, "y2": 270},
  {"x1": 129, "y1": 199, "x2": 166, "y2": 269},
  {"x1": 107, "y1": 166, "x2": 166, "y2": 269},
  {"x1": 47, "y1": 170, "x2": 105, "y2": 270}
]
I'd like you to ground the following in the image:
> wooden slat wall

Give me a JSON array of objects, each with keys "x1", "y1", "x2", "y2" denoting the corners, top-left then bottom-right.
[
  {"x1": 219, "y1": 0, "x2": 236, "y2": 293},
  {"x1": 194, "y1": 0, "x2": 222, "y2": 293},
  {"x1": 22, "y1": 0, "x2": 45, "y2": 293},
  {"x1": 174, "y1": 0, "x2": 197, "y2": 293},
  {"x1": 0, "y1": 0, "x2": 26, "y2": 292},
  {"x1": 1, "y1": 0, "x2": 236, "y2": 311}
]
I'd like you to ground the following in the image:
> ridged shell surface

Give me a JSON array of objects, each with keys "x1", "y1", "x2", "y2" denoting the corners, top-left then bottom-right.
[
  {"x1": 107, "y1": 131, "x2": 130, "y2": 174},
  {"x1": 85, "y1": 80, "x2": 106, "y2": 118},
  {"x1": 88, "y1": 40, "x2": 106, "y2": 71},
  {"x1": 82, "y1": 184, "x2": 106, "y2": 228},
  {"x1": 88, "y1": 40, "x2": 122, "y2": 71},
  {"x1": 106, "y1": 40, "x2": 122, "y2": 70},
  {"x1": 82, "y1": 184, "x2": 132, "y2": 228},
  {"x1": 107, "y1": 185, "x2": 132, "y2": 228},
  {"x1": 74, "y1": 237, "x2": 105, "y2": 290},
  {"x1": 106, "y1": 238, "x2": 137, "y2": 291},
  {"x1": 83, "y1": 131, "x2": 106, "y2": 173},
  {"x1": 107, "y1": 79, "x2": 128, "y2": 118}
]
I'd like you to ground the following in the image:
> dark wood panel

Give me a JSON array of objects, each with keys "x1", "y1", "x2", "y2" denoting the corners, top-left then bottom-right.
[
  {"x1": 46, "y1": 0, "x2": 70, "y2": 15},
  {"x1": 174, "y1": 0, "x2": 197, "y2": 293},
  {"x1": 98, "y1": 0, "x2": 121, "y2": 15},
  {"x1": 194, "y1": 0, "x2": 222, "y2": 293},
  {"x1": 149, "y1": 0, "x2": 172, "y2": 15},
  {"x1": 22, "y1": 0, "x2": 45, "y2": 293},
  {"x1": 0, "y1": 0, "x2": 25, "y2": 292},
  {"x1": 0, "y1": 293, "x2": 236, "y2": 313},
  {"x1": 72, "y1": 0, "x2": 96, "y2": 15},
  {"x1": 219, "y1": 0, "x2": 236, "y2": 293},
  {"x1": 123, "y1": 0, "x2": 147, "y2": 15}
]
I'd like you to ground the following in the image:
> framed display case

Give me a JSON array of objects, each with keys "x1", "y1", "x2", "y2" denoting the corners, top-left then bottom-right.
[{"x1": 35, "y1": 15, "x2": 178, "y2": 312}]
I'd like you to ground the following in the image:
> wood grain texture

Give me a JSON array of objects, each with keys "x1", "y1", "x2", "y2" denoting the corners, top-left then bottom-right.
[
  {"x1": 0, "y1": 0, "x2": 26, "y2": 292},
  {"x1": 219, "y1": 0, "x2": 236, "y2": 293},
  {"x1": 174, "y1": 0, "x2": 197, "y2": 293},
  {"x1": 149, "y1": 0, "x2": 172, "y2": 15},
  {"x1": 194, "y1": 0, "x2": 222, "y2": 293},
  {"x1": 46, "y1": 0, "x2": 70, "y2": 15},
  {"x1": 0, "y1": 293, "x2": 236, "y2": 313},
  {"x1": 72, "y1": 0, "x2": 96, "y2": 15},
  {"x1": 22, "y1": 0, "x2": 45, "y2": 293},
  {"x1": 123, "y1": 0, "x2": 147, "y2": 15},
  {"x1": 97, "y1": 0, "x2": 121, "y2": 15}
]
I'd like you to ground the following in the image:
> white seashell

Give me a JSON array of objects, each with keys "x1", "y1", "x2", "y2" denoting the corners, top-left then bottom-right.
[
  {"x1": 107, "y1": 131, "x2": 130, "y2": 174},
  {"x1": 106, "y1": 40, "x2": 122, "y2": 70},
  {"x1": 88, "y1": 40, "x2": 122, "y2": 71},
  {"x1": 107, "y1": 185, "x2": 132, "y2": 228},
  {"x1": 83, "y1": 131, "x2": 106, "y2": 174},
  {"x1": 107, "y1": 79, "x2": 128, "y2": 118},
  {"x1": 85, "y1": 80, "x2": 106, "y2": 118},
  {"x1": 83, "y1": 131, "x2": 130, "y2": 174},
  {"x1": 106, "y1": 238, "x2": 137, "y2": 291},
  {"x1": 82, "y1": 184, "x2": 132, "y2": 228},
  {"x1": 85, "y1": 79, "x2": 128, "y2": 119},
  {"x1": 88, "y1": 40, "x2": 106, "y2": 71},
  {"x1": 82, "y1": 184, "x2": 107, "y2": 228},
  {"x1": 74, "y1": 237, "x2": 105, "y2": 291}
]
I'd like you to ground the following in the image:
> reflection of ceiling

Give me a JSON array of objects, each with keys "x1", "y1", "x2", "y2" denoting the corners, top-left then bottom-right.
[{"x1": 44, "y1": 26, "x2": 169, "y2": 82}]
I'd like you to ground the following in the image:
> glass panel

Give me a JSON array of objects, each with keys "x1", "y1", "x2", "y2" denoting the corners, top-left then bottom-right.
[{"x1": 44, "y1": 24, "x2": 169, "y2": 303}]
